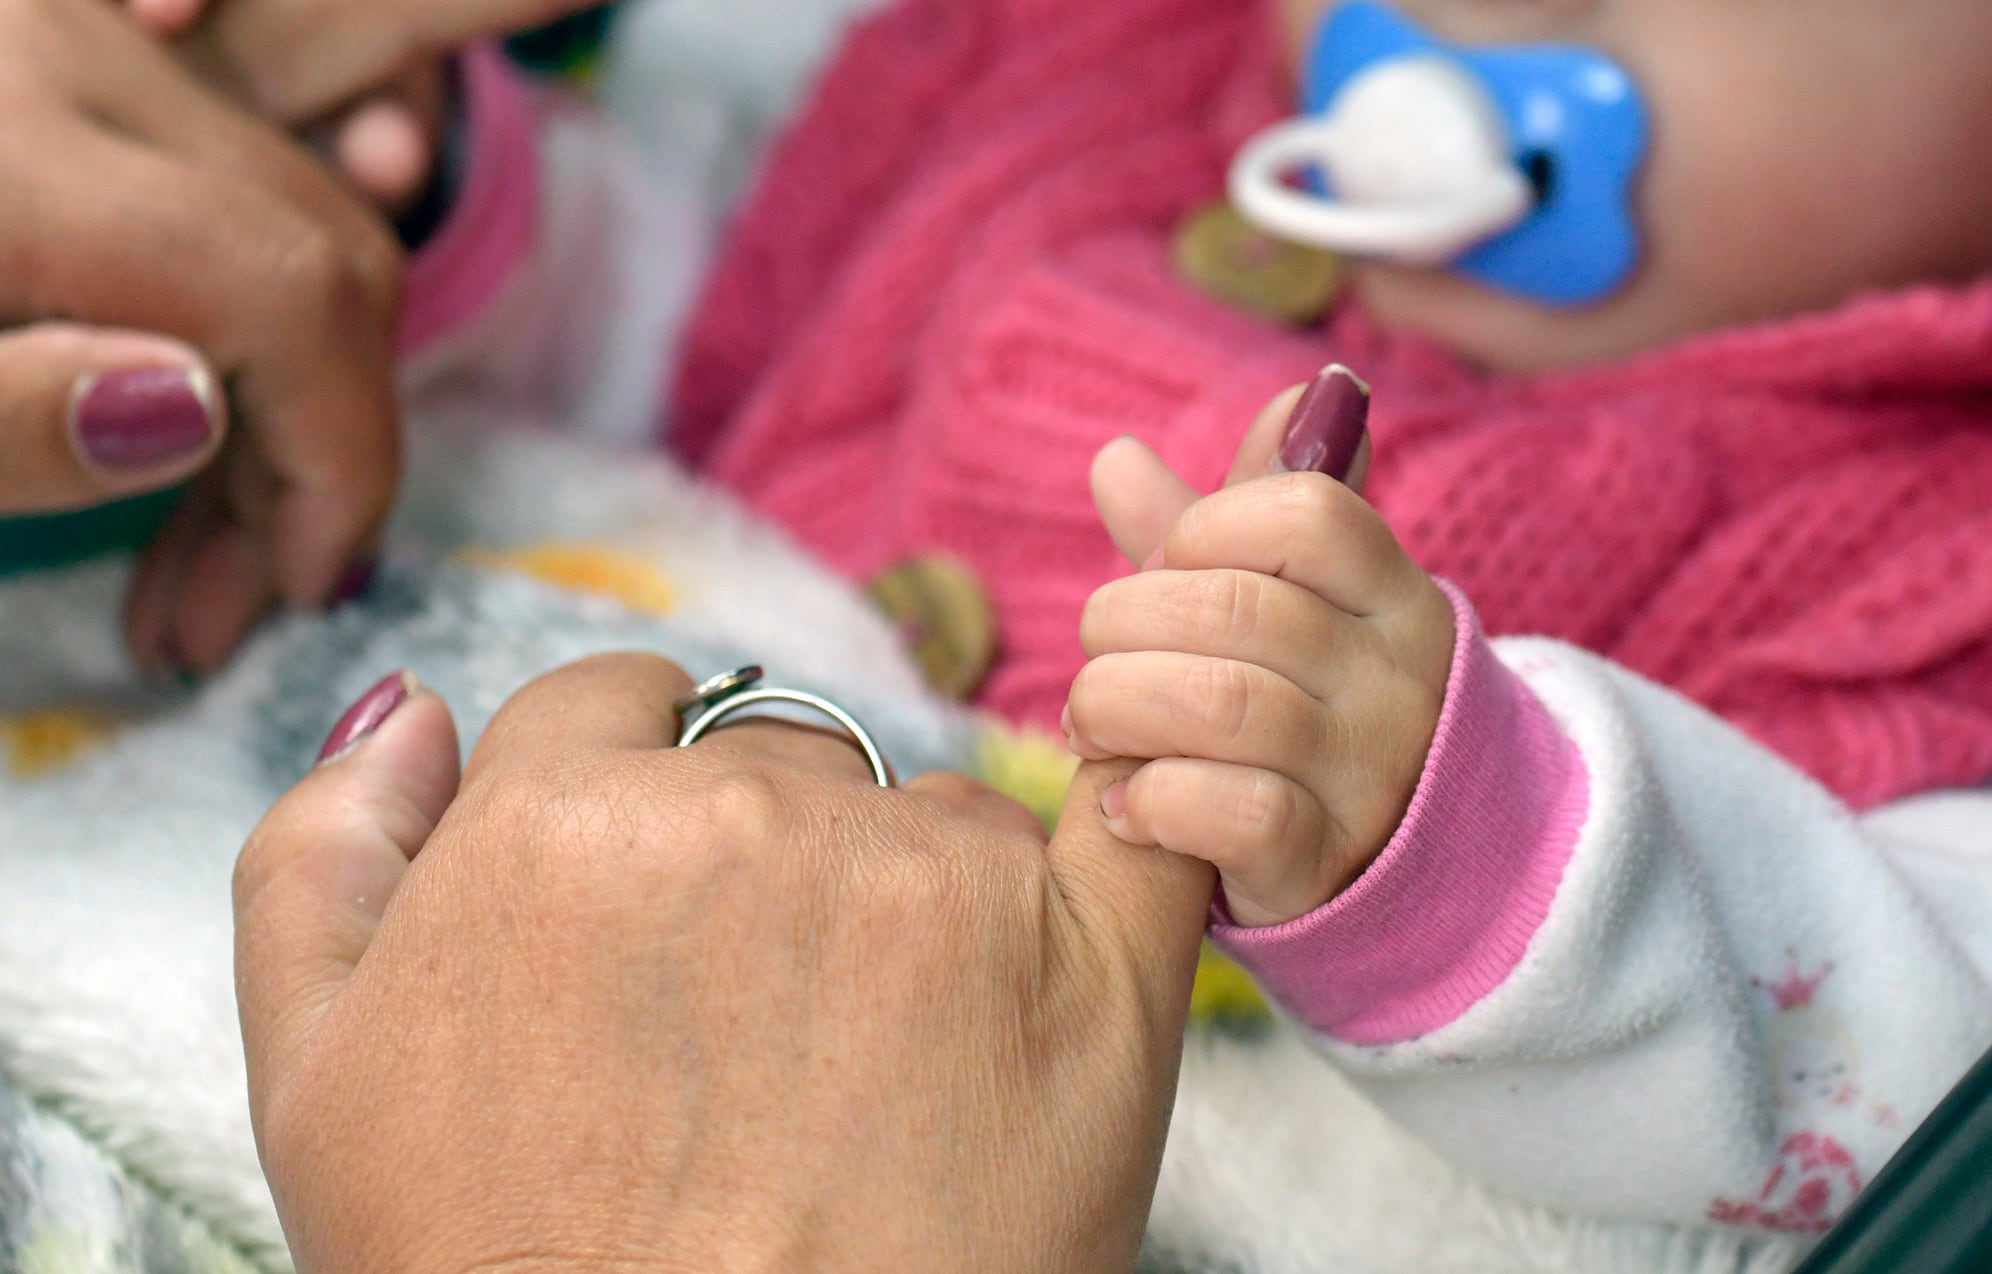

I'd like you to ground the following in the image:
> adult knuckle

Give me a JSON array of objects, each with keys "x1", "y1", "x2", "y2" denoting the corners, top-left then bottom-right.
[
  {"x1": 911, "y1": 770, "x2": 987, "y2": 812},
  {"x1": 343, "y1": 216, "x2": 404, "y2": 314},
  {"x1": 232, "y1": 786, "x2": 354, "y2": 911},
  {"x1": 472, "y1": 756, "x2": 682, "y2": 912},
  {"x1": 273, "y1": 226, "x2": 354, "y2": 308},
  {"x1": 857, "y1": 847, "x2": 957, "y2": 927},
  {"x1": 466, "y1": 761, "x2": 580, "y2": 848},
  {"x1": 231, "y1": 821, "x2": 282, "y2": 912},
  {"x1": 683, "y1": 766, "x2": 796, "y2": 854},
  {"x1": 278, "y1": 221, "x2": 399, "y2": 329}
]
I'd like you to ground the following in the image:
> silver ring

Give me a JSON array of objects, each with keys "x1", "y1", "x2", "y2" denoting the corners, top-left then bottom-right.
[{"x1": 675, "y1": 666, "x2": 894, "y2": 788}]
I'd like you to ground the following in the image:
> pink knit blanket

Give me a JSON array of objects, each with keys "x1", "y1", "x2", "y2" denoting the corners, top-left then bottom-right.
[{"x1": 673, "y1": 0, "x2": 1992, "y2": 808}]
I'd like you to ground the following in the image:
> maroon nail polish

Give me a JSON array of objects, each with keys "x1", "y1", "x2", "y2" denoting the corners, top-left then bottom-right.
[
  {"x1": 330, "y1": 561, "x2": 379, "y2": 607},
  {"x1": 1277, "y1": 364, "x2": 1371, "y2": 481},
  {"x1": 71, "y1": 367, "x2": 219, "y2": 471},
  {"x1": 316, "y1": 671, "x2": 414, "y2": 765}
]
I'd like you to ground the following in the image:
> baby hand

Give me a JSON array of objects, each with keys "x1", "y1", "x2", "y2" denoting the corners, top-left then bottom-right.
[{"x1": 1068, "y1": 368, "x2": 1457, "y2": 927}]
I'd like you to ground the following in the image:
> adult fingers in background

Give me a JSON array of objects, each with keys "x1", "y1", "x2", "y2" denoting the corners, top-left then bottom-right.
[
  {"x1": 126, "y1": 0, "x2": 446, "y2": 213},
  {"x1": 0, "y1": 323, "x2": 222, "y2": 514},
  {"x1": 1090, "y1": 371, "x2": 1375, "y2": 573},
  {"x1": 180, "y1": 0, "x2": 595, "y2": 126},
  {"x1": 0, "y1": 0, "x2": 406, "y2": 673}
]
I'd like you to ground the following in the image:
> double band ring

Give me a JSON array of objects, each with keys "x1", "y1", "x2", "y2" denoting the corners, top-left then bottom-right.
[{"x1": 675, "y1": 666, "x2": 894, "y2": 788}]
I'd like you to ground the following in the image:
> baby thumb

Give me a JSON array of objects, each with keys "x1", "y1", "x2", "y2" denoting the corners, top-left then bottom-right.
[
  {"x1": 233, "y1": 672, "x2": 460, "y2": 1092},
  {"x1": 1091, "y1": 437, "x2": 1201, "y2": 568},
  {"x1": 1091, "y1": 365, "x2": 1375, "y2": 568}
]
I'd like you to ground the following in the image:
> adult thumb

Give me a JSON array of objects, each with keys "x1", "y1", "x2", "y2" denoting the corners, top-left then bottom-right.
[
  {"x1": 1090, "y1": 366, "x2": 1374, "y2": 569},
  {"x1": 234, "y1": 673, "x2": 460, "y2": 1095},
  {"x1": 0, "y1": 324, "x2": 225, "y2": 516},
  {"x1": 1226, "y1": 364, "x2": 1373, "y2": 493}
]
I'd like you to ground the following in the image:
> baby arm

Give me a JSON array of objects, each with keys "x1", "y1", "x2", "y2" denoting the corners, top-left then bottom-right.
[{"x1": 1073, "y1": 371, "x2": 1992, "y2": 1231}]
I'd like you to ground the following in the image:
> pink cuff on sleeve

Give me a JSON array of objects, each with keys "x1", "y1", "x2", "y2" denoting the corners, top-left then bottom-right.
[
  {"x1": 399, "y1": 43, "x2": 540, "y2": 356},
  {"x1": 1210, "y1": 583, "x2": 1590, "y2": 1047}
]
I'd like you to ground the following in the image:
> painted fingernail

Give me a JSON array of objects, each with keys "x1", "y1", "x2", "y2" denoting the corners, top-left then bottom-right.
[
  {"x1": 1276, "y1": 363, "x2": 1370, "y2": 481},
  {"x1": 316, "y1": 671, "x2": 416, "y2": 765},
  {"x1": 71, "y1": 366, "x2": 221, "y2": 472},
  {"x1": 330, "y1": 560, "x2": 379, "y2": 608},
  {"x1": 1101, "y1": 780, "x2": 1129, "y2": 822}
]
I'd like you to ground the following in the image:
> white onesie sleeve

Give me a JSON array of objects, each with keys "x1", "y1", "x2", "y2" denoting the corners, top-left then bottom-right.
[{"x1": 1212, "y1": 585, "x2": 1992, "y2": 1235}]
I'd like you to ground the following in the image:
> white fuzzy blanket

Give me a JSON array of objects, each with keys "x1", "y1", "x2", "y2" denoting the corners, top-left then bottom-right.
[{"x1": 0, "y1": 426, "x2": 1803, "y2": 1274}]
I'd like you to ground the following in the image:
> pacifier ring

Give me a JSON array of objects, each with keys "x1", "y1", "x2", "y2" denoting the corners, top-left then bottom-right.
[{"x1": 675, "y1": 666, "x2": 895, "y2": 788}]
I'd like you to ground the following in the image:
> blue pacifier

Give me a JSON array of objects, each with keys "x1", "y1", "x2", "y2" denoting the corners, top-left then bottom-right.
[{"x1": 1229, "y1": 1, "x2": 1648, "y2": 307}]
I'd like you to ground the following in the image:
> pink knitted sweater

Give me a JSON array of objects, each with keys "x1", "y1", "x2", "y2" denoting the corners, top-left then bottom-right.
[{"x1": 671, "y1": 0, "x2": 1992, "y2": 810}]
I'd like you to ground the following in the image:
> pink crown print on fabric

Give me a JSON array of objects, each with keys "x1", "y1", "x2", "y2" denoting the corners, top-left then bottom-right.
[{"x1": 1754, "y1": 951, "x2": 1836, "y2": 1012}]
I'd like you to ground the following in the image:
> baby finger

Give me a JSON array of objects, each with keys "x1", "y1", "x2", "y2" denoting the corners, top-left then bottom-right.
[
  {"x1": 1066, "y1": 651, "x2": 1325, "y2": 782},
  {"x1": 1101, "y1": 759, "x2": 1341, "y2": 927}
]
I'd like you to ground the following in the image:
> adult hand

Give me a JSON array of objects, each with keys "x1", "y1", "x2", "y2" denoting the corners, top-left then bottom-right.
[
  {"x1": 0, "y1": 0, "x2": 402, "y2": 675},
  {"x1": 235, "y1": 655, "x2": 1216, "y2": 1272},
  {"x1": 169, "y1": 0, "x2": 597, "y2": 129},
  {"x1": 125, "y1": 0, "x2": 449, "y2": 215}
]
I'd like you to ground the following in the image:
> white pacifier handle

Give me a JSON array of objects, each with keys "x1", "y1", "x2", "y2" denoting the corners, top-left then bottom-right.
[{"x1": 1228, "y1": 57, "x2": 1535, "y2": 266}]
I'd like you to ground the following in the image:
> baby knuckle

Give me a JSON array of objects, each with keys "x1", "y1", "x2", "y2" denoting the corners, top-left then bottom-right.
[
  {"x1": 1187, "y1": 659, "x2": 1255, "y2": 742},
  {"x1": 1078, "y1": 584, "x2": 1127, "y2": 654},
  {"x1": 1276, "y1": 473, "x2": 1360, "y2": 539},
  {"x1": 1387, "y1": 680, "x2": 1445, "y2": 790},
  {"x1": 1067, "y1": 660, "x2": 1113, "y2": 726},
  {"x1": 1207, "y1": 570, "x2": 1270, "y2": 648},
  {"x1": 1230, "y1": 771, "x2": 1302, "y2": 846}
]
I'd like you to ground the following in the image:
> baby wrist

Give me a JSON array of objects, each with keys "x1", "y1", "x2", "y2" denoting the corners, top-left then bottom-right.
[{"x1": 1210, "y1": 584, "x2": 1590, "y2": 1045}]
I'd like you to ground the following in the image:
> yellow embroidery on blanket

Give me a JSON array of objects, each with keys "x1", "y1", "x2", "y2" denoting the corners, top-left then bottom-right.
[
  {"x1": 467, "y1": 543, "x2": 677, "y2": 616},
  {"x1": 0, "y1": 709, "x2": 110, "y2": 778},
  {"x1": 971, "y1": 723, "x2": 1273, "y2": 1026}
]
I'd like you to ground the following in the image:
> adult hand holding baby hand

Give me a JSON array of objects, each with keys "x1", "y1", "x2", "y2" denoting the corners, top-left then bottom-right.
[
  {"x1": 0, "y1": 0, "x2": 403, "y2": 674},
  {"x1": 122, "y1": 0, "x2": 452, "y2": 215},
  {"x1": 236, "y1": 654, "x2": 1215, "y2": 1272},
  {"x1": 1072, "y1": 369, "x2": 1457, "y2": 927},
  {"x1": 156, "y1": 0, "x2": 598, "y2": 130}
]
